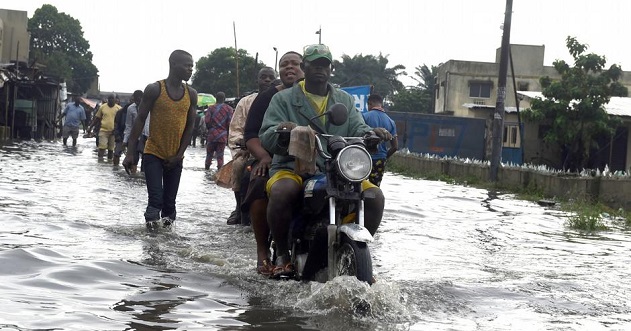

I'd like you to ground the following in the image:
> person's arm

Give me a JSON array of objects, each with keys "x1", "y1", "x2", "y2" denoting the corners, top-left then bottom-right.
[
  {"x1": 125, "y1": 83, "x2": 159, "y2": 161},
  {"x1": 386, "y1": 119, "x2": 398, "y2": 158},
  {"x1": 228, "y1": 98, "x2": 248, "y2": 151},
  {"x1": 114, "y1": 110, "x2": 124, "y2": 142},
  {"x1": 80, "y1": 106, "x2": 87, "y2": 132},
  {"x1": 386, "y1": 135, "x2": 398, "y2": 158},
  {"x1": 245, "y1": 88, "x2": 278, "y2": 176},
  {"x1": 259, "y1": 93, "x2": 292, "y2": 155},
  {"x1": 204, "y1": 106, "x2": 212, "y2": 124},
  {"x1": 123, "y1": 105, "x2": 135, "y2": 144},
  {"x1": 88, "y1": 107, "x2": 103, "y2": 133}
]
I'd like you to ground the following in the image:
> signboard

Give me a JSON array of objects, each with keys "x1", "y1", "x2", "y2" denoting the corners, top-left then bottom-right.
[{"x1": 340, "y1": 85, "x2": 371, "y2": 112}]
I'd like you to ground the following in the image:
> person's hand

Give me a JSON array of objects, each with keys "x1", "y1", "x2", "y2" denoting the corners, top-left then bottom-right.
[
  {"x1": 234, "y1": 149, "x2": 249, "y2": 160},
  {"x1": 122, "y1": 154, "x2": 134, "y2": 175},
  {"x1": 252, "y1": 154, "x2": 272, "y2": 177},
  {"x1": 276, "y1": 121, "x2": 297, "y2": 132},
  {"x1": 276, "y1": 122, "x2": 296, "y2": 148},
  {"x1": 372, "y1": 127, "x2": 393, "y2": 141}
]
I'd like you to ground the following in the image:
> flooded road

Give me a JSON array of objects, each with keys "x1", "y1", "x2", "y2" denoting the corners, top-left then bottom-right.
[{"x1": 1, "y1": 137, "x2": 630, "y2": 330}]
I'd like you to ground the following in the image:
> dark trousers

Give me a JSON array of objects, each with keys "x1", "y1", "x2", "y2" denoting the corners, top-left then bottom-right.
[{"x1": 142, "y1": 154, "x2": 183, "y2": 222}]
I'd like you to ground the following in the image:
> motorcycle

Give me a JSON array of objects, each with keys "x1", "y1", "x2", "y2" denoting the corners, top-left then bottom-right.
[{"x1": 273, "y1": 103, "x2": 382, "y2": 284}]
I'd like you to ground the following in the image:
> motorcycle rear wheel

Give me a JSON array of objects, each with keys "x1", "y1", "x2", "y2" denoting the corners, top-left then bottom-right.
[{"x1": 335, "y1": 234, "x2": 373, "y2": 284}]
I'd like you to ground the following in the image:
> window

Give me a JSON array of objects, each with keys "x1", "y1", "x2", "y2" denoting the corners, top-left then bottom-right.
[
  {"x1": 503, "y1": 124, "x2": 520, "y2": 148},
  {"x1": 469, "y1": 81, "x2": 492, "y2": 98}
]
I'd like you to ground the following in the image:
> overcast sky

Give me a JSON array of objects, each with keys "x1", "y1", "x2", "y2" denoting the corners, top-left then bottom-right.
[{"x1": 9, "y1": 0, "x2": 631, "y2": 94}]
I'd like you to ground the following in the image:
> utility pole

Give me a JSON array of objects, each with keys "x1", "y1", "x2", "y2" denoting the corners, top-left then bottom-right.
[
  {"x1": 233, "y1": 21, "x2": 240, "y2": 97},
  {"x1": 489, "y1": 0, "x2": 513, "y2": 181}
]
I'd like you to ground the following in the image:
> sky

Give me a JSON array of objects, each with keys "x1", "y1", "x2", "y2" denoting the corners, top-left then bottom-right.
[{"x1": 8, "y1": 0, "x2": 631, "y2": 94}]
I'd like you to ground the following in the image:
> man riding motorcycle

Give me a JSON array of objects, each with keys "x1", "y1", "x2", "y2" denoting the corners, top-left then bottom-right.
[{"x1": 259, "y1": 44, "x2": 392, "y2": 278}]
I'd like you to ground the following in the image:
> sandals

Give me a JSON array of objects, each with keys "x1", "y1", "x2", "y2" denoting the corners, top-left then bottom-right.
[
  {"x1": 272, "y1": 255, "x2": 295, "y2": 278},
  {"x1": 256, "y1": 258, "x2": 274, "y2": 276}
]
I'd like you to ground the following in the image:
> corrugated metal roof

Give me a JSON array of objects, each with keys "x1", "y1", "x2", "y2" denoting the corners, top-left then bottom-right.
[{"x1": 517, "y1": 91, "x2": 631, "y2": 117}]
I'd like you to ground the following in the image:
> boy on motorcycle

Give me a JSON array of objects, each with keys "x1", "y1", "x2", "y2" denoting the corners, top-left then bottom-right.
[{"x1": 259, "y1": 44, "x2": 392, "y2": 277}]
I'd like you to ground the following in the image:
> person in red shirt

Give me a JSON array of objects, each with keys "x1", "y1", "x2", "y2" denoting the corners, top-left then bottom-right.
[{"x1": 204, "y1": 91, "x2": 233, "y2": 170}]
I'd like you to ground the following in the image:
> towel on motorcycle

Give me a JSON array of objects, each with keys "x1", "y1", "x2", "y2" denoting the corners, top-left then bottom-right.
[{"x1": 288, "y1": 126, "x2": 317, "y2": 176}]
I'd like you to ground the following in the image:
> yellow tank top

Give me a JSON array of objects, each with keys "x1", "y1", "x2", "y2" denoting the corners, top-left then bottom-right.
[{"x1": 144, "y1": 80, "x2": 191, "y2": 159}]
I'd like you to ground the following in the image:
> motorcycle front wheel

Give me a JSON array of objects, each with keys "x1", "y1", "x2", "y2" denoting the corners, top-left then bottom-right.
[{"x1": 335, "y1": 234, "x2": 374, "y2": 284}]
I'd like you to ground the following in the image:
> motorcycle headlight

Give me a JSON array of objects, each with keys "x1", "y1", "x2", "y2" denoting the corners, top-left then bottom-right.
[{"x1": 335, "y1": 146, "x2": 372, "y2": 182}]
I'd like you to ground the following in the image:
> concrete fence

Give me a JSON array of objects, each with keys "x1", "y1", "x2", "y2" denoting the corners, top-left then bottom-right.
[{"x1": 390, "y1": 153, "x2": 631, "y2": 211}]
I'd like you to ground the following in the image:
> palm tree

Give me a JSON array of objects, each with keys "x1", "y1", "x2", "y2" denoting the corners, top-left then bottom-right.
[{"x1": 331, "y1": 53, "x2": 406, "y2": 99}]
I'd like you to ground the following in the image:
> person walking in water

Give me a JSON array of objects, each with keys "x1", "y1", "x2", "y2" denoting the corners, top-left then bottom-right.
[
  {"x1": 122, "y1": 50, "x2": 198, "y2": 231},
  {"x1": 58, "y1": 95, "x2": 87, "y2": 147},
  {"x1": 88, "y1": 94, "x2": 121, "y2": 160},
  {"x1": 204, "y1": 91, "x2": 233, "y2": 170}
]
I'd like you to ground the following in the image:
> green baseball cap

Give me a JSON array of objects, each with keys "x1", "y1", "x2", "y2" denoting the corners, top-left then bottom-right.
[{"x1": 303, "y1": 44, "x2": 333, "y2": 63}]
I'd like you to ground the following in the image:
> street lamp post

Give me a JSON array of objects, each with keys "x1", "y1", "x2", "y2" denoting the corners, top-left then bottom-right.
[
  {"x1": 273, "y1": 47, "x2": 278, "y2": 73},
  {"x1": 315, "y1": 26, "x2": 321, "y2": 44}
]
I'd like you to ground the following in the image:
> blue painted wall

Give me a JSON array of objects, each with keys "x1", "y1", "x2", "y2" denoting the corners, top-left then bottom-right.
[{"x1": 387, "y1": 112, "x2": 487, "y2": 160}]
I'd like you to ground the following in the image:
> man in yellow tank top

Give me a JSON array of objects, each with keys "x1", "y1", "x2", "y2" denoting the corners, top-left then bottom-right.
[{"x1": 123, "y1": 50, "x2": 198, "y2": 231}]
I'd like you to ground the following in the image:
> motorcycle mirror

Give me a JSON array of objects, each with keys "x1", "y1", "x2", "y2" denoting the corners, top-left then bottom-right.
[
  {"x1": 308, "y1": 103, "x2": 348, "y2": 126},
  {"x1": 326, "y1": 103, "x2": 348, "y2": 126}
]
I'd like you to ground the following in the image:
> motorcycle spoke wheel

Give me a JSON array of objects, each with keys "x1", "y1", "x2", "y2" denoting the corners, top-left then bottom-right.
[
  {"x1": 336, "y1": 244, "x2": 357, "y2": 275},
  {"x1": 335, "y1": 235, "x2": 373, "y2": 284}
]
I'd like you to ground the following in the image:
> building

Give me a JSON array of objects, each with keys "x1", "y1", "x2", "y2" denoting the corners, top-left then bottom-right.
[
  {"x1": 0, "y1": 8, "x2": 63, "y2": 141},
  {"x1": 0, "y1": 9, "x2": 29, "y2": 64},
  {"x1": 434, "y1": 44, "x2": 631, "y2": 171}
]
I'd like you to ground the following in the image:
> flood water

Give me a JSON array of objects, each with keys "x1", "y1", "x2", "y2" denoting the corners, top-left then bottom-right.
[{"x1": 1, "y1": 137, "x2": 630, "y2": 331}]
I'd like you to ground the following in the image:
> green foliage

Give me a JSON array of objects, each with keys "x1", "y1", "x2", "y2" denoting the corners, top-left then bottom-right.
[
  {"x1": 411, "y1": 64, "x2": 437, "y2": 91},
  {"x1": 390, "y1": 64, "x2": 437, "y2": 113},
  {"x1": 389, "y1": 87, "x2": 427, "y2": 113},
  {"x1": 563, "y1": 201, "x2": 610, "y2": 231},
  {"x1": 28, "y1": 4, "x2": 98, "y2": 94},
  {"x1": 191, "y1": 47, "x2": 268, "y2": 97},
  {"x1": 523, "y1": 36, "x2": 628, "y2": 171},
  {"x1": 330, "y1": 53, "x2": 405, "y2": 99}
]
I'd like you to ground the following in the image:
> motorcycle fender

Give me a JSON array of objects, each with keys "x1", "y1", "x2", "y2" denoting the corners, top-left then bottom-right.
[{"x1": 339, "y1": 223, "x2": 373, "y2": 243}]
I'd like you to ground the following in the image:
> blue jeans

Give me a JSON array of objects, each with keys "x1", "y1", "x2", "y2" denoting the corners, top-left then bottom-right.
[{"x1": 142, "y1": 154, "x2": 183, "y2": 222}]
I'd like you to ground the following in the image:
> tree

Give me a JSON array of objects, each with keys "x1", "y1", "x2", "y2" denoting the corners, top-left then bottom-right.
[
  {"x1": 330, "y1": 53, "x2": 405, "y2": 99},
  {"x1": 390, "y1": 64, "x2": 437, "y2": 113},
  {"x1": 389, "y1": 87, "x2": 427, "y2": 113},
  {"x1": 524, "y1": 36, "x2": 628, "y2": 171},
  {"x1": 28, "y1": 4, "x2": 98, "y2": 94},
  {"x1": 191, "y1": 47, "x2": 268, "y2": 97}
]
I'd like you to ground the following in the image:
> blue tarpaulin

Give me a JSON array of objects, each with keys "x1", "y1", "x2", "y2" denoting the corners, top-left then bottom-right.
[{"x1": 340, "y1": 85, "x2": 371, "y2": 112}]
